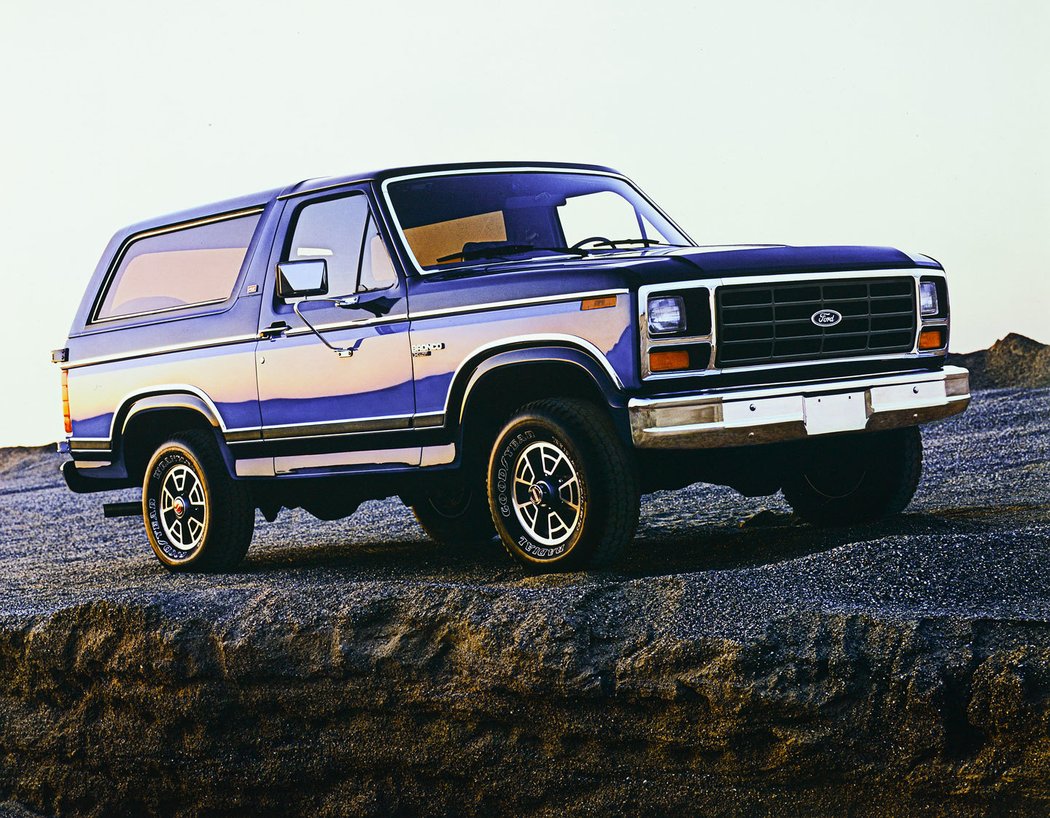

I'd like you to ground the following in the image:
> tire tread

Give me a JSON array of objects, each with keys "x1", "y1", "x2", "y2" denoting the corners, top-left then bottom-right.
[{"x1": 783, "y1": 427, "x2": 923, "y2": 526}]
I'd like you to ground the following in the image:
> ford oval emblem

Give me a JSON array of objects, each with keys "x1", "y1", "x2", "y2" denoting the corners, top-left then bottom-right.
[{"x1": 811, "y1": 309, "x2": 843, "y2": 327}]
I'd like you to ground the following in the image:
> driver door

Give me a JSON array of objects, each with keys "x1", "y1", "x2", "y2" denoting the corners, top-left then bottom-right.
[{"x1": 255, "y1": 188, "x2": 416, "y2": 473}]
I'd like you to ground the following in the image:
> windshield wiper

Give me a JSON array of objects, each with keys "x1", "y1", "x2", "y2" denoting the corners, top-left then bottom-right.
[
  {"x1": 436, "y1": 244, "x2": 586, "y2": 263},
  {"x1": 583, "y1": 238, "x2": 684, "y2": 249}
]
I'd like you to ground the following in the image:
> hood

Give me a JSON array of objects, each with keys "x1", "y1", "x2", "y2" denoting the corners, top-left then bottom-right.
[
  {"x1": 422, "y1": 244, "x2": 939, "y2": 285},
  {"x1": 667, "y1": 244, "x2": 940, "y2": 277},
  {"x1": 607, "y1": 244, "x2": 940, "y2": 287},
  {"x1": 406, "y1": 245, "x2": 940, "y2": 313}
]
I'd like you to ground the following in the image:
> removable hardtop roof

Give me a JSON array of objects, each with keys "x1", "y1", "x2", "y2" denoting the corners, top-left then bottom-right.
[
  {"x1": 281, "y1": 160, "x2": 623, "y2": 199},
  {"x1": 110, "y1": 161, "x2": 623, "y2": 243},
  {"x1": 71, "y1": 161, "x2": 625, "y2": 336}
]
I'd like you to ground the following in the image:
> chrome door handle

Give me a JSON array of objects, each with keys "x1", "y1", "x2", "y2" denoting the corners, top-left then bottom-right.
[{"x1": 258, "y1": 321, "x2": 291, "y2": 340}]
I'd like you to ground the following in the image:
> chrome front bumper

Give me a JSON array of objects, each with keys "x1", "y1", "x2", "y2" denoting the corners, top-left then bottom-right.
[{"x1": 629, "y1": 366, "x2": 970, "y2": 449}]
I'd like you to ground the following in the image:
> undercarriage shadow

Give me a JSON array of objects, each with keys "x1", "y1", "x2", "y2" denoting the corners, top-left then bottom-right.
[
  {"x1": 236, "y1": 499, "x2": 1047, "y2": 583},
  {"x1": 620, "y1": 502, "x2": 1048, "y2": 578}
]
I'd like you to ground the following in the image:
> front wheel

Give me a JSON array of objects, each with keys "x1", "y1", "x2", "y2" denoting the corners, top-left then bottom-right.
[
  {"x1": 410, "y1": 477, "x2": 496, "y2": 547},
  {"x1": 488, "y1": 399, "x2": 639, "y2": 572},
  {"x1": 782, "y1": 426, "x2": 923, "y2": 526},
  {"x1": 142, "y1": 430, "x2": 255, "y2": 571}
]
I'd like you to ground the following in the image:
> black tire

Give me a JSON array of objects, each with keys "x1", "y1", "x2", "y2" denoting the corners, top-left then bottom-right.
[
  {"x1": 782, "y1": 426, "x2": 923, "y2": 526},
  {"x1": 411, "y1": 478, "x2": 496, "y2": 547},
  {"x1": 142, "y1": 430, "x2": 255, "y2": 572},
  {"x1": 487, "y1": 398, "x2": 639, "y2": 572}
]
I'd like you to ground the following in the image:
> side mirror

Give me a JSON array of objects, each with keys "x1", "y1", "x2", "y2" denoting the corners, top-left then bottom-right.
[{"x1": 277, "y1": 259, "x2": 329, "y2": 299}]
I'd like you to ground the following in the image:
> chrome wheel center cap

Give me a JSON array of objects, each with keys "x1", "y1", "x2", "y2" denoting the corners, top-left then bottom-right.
[
  {"x1": 173, "y1": 497, "x2": 186, "y2": 517},
  {"x1": 528, "y1": 483, "x2": 551, "y2": 506}
]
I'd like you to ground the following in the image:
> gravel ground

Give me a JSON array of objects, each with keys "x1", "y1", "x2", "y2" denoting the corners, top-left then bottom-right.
[
  {"x1": 1, "y1": 388, "x2": 1048, "y2": 817},
  {"x1": 1, "y1": 388, "x2": 1047, "y2": 633}
]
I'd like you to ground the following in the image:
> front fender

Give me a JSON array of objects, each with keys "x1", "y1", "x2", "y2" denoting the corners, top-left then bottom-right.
[{"x1": 456, "y1": 345, "x2": 626, "y2": 426}]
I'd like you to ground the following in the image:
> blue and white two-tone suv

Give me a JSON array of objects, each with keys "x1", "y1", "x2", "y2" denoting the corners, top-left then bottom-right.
[{"x1": 54, "y1": 161, "x2": 970, "y2": 572}]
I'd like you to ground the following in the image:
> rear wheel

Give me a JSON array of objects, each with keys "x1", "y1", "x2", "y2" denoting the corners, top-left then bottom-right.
[
  {"x1": 488, "y1": 398, "x2": 639, "y2": 572},
  {"x1": 782, "y1": 426, "x2": 923, "y2": 526},
  {"x1": 142, "y1": 430, "x2": 254, "y2": 571}
]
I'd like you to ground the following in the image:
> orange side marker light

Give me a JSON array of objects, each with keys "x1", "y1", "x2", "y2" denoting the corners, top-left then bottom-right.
[
  {"x1": 61, "y1": 369, "x2": 72, "y2": 434},
  {"x1": 581, "y1": 296, "x2": 618, "y2": 311}
]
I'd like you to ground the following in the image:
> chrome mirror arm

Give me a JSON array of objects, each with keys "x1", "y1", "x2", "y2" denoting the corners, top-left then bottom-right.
[{"x1": 292, "y1": 298, "x2": 355, "y2": 358}]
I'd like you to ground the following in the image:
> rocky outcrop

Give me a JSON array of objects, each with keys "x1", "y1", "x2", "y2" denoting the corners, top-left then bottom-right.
[
  {"x1": 949, "y1": 333, "x2": 1050, "y2": 390},
  {"x1": 2, "y1": 343, "x2": 1049, "y2": 816},
  {"x1": 2, "y1": 596, "x2": 1048, "y2": 817}
]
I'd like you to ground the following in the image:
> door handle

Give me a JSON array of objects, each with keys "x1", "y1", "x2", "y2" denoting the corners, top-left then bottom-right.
[{"x1": 258, "y1": 321, "x2": 291, "y2": 340}]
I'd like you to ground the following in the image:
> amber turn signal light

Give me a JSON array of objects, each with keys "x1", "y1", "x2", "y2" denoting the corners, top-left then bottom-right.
[
  {"x1": 918, "y1": 327, "x2": 946, "y2": 350},
  {"x1": 649, "y1": 350, "x2": 691, "y2": 372},
  {"x1": 580, "y1": 296, "x2": 617, "y2": 311}
]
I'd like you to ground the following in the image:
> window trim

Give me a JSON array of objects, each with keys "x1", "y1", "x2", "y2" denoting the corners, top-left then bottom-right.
[
  {"x1": 279, "y1": 190, "x2": 398, "y2": 301},
  {"x1": 90, "y1": 207, "x2": 265, "y2": 325},
  {"x1": 379, "y1": 166, "x2": 697, "y2": 277}
]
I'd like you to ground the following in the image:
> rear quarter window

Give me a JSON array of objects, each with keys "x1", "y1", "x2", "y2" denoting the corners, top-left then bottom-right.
[{"x1": 94, "y1": 211, "x2": 262, "y2": 322}]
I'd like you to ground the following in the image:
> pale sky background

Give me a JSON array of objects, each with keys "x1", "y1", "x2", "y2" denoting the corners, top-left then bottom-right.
[{"x1": 0, "y1": 0, "x2": 1046, "y2": 446}]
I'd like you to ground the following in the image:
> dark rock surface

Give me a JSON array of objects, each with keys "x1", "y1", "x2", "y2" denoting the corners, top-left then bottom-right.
[
  {"x1": 949, "y1": 333, "x2": 1050, "y2": 389},
  {"x1": 1, "y1": 388, "x2": 1049, "y2": 816}
]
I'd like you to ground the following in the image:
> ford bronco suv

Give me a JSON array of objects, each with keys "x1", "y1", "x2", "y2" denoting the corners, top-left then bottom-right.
[{"x1": 54, "y1": 161, "x2": 970, "y2": 572}]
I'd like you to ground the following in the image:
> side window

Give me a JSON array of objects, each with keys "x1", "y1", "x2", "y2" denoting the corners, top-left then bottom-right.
[
  {"x1": 95, "y1": 211, "x2": 261, "y2": 321},
  {"x1": 286, "y1": 194, "x2": 399, "y2": 297},
  {"x1": 358, "y1": 214, "x2": 398, "y2": 291}
]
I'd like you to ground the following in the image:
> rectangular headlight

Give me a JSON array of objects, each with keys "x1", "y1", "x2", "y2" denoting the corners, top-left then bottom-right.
[
  {"x1": 919, "y1": 281, "x2": 939, "y2": 316},
  {"x1": 648, "y1": 295, "x2": 686, "y2": 335}
]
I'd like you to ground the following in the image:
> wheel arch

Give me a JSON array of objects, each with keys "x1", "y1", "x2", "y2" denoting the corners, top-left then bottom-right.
[
  {"x1": 116, "y1": 393, "x2": 232, "y2": 483},
  {"x1": 454, "y1": 345, "x2": 631, "y2": 461}
]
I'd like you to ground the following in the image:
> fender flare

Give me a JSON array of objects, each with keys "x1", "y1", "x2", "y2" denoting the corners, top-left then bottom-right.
[
  {"x1": 118, "y1": 393, "x2": 222, "y2": 438},
  {"x1": 453, "y1": 343, "x2": 627, "y2": 427},
  {"x1": 114, "y1": 392, "x2": 227, "y2": 475},
  {"x1": 71, "y1": 392, "x2": 226, "y2": 485}
]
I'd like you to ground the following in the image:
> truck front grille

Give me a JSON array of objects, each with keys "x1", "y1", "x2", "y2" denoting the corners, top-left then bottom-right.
[{"x1": 715, "y1": 277, "x2": 916, "y2": 367}]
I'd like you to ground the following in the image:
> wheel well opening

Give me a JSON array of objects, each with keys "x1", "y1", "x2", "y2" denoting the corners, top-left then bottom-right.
[
  {"x1": 459, "y1": 362, "x2": 614, "y2": 463},
  {"x1": 120, "y1": 409, "x2": 216, "y2": 483}
]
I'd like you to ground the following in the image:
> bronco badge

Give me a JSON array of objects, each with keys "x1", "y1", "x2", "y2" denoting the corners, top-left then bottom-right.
[
  {"x1": 811, "y1": 309, "x2": 843, "y2": 327},
  {"x1": 412, "y1": 342, "x2": 446, "y2": 357}
]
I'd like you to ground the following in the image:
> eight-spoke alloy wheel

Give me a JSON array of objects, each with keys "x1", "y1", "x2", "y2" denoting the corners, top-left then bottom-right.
[
  {"x1": 488, "y1": 398, "x2": 639, "y2": 572},
  {"x1": 510, "y1": 440, "x2": 582, "y2": 550},
  {"x1": 157, "y1": 463, "x2": 208, "y2": 552},
  {"x1": 142, "y1": 430, "x2": 254, "y2": 571}
]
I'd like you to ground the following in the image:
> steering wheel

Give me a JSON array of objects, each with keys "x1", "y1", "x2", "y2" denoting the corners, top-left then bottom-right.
[{"x1": 570, "y1": 236, "x2": 613, "y2": 250}]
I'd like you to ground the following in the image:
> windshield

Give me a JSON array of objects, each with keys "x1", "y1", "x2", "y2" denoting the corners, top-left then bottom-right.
[{"x1": 384, "y1": 171, "x2": 691, "y2": 272}]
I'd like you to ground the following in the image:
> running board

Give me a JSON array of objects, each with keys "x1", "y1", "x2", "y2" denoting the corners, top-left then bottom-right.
[{"x1": 103, "y1": 502, "x2": 141, "y2": 518}]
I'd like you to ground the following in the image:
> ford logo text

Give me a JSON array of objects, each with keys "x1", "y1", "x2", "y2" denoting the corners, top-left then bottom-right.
[{"x1": 811, "y1": 309, "x2": 843, "y2": 327}]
